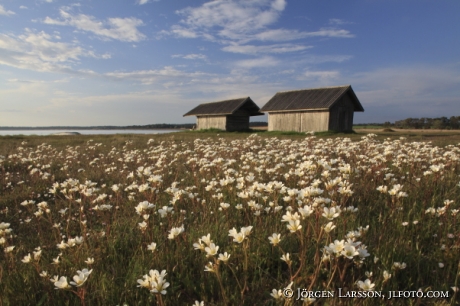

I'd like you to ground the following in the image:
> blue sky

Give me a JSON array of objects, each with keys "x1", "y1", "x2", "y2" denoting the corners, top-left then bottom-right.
[{"x1": 0, "y1": 0, "x2": 459, "y2": 126}]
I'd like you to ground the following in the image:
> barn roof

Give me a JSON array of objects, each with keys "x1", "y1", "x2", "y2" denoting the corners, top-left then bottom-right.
[
  {"x1": 183, "y1": 97, "x2": 264, "y2": 117},
  {"x1": 260, "y1": 85, "x2": 364, "y2": 113}
]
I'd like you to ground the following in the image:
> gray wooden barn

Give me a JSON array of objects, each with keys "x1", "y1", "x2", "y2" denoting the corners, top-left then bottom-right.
[
  {"x1": 260, "y1": 85, "x2": 364, "y2": 132},
  {"x1": 183, "y1": 97, "x2": 264, "y2": 131}
]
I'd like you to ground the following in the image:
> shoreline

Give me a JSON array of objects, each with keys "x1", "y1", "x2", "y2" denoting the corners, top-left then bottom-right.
[{"x1": 0, "y1": 127, "x2": 187, "y2": 131}]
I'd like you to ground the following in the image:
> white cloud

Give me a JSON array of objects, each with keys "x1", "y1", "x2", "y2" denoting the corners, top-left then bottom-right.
[
  {"x1": 178, "y1": 0, "x2": 278, "y2": 31},
  {"x1": 307, "y1": 28, "x2": 354, "y2": 38},
  {"x1": 44, "y1": 9, "x2": 146, "y2": 42},
  {"x1": 137, "y1": 0, "x2": 160, "y2": 4},
  {"x1": 235, "y1": 56, "x2": 279, "y2": 69},
  {"x1": 183, "y1": 54, "x2": 206, "y2": 60},
  {"x1": 271, "y1": 0, "x2": 286, "y2": 11},
  {"x1": 302, "y1": 70, "x2": 340, "y2": 81},
  {"x1": 0, "y1": 29, "x2": 106, "y2": 73},
  {"x1": 300, "y1": 54, "x2": 353, "y2": 64},
  {"x1": 19, "y1": 6, "x2": 28, "y2": 10},
  {"x1": 168, "y1": 0, "x2": 353, "y2": 45},
  {"x1": 174, "y1": 0, "x2": 285, "y2": 41},
  {"x1": 7, "y1": 78, "x2": 69, "y2": 84},
  {"x1": 222, "y1": 43, "x2": 311, "y2": 54},
  {"x1": 105, "y1": 66, "x2": 210, "y2": 84},
  {"x1": 329, "y1": 18, "x2": 353, "y2": 25},
  {"x1": 169, "y1": 25, "x2": 198, "y2": 38},
  {"x1": 253, "y1": 28, "x2": 354, "y2": 41},
  {"x1": 0, "y1": 4, "x2": 15, "y2": 16},
  {"x1": 172, "y1": 53, "x2": 207, "y2": 60},
  {"x1": 249, "y1": 29, "x2": 306, "y2": 42}
]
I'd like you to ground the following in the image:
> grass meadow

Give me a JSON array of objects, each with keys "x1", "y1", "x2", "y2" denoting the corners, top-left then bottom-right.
[{"x1": 0, "y1": 130, "x2": 459, "y2": 305}]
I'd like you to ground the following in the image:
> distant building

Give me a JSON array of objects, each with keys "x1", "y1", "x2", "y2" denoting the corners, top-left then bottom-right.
[
  {"x1": 183, "y1": 97, "x2": 264, "y2": 131},
  {"x1": 260, "y1": 85, "x2": 364, "y2": 132}
]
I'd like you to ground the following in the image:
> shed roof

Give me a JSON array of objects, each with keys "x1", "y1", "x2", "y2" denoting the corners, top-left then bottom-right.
[
  {"x1": 183, "y1": 97, "x2": 264, "y2": 117},
  {"x1": 260, "y1": 85, "x2": 364, "y2": 113}
]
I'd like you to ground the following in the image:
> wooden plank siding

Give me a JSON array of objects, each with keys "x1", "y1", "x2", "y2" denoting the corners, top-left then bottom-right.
[
  {"x1": 196, "y1": 116, "x2": 226, "y2": 130},
  {"x1": 226, "y1": 115, "x2": 250, "y2": 131},
  {"x1": 328, "y1": 94, "x2": 355, "y2": 131},
  {"x1": 261, "y1": 85, "x2": 364, "y2": 133},
  {"x1": 300, "y1": 111, "x2": 329, "y2": 132},
  {"x1": 184, "y1": 97, "x2": 263, "y2": 131},
  {"x1": 268, "y1": 111, "x2": 329, "y2": 132},
  {"x1": 268, "y1": 112, "x2": 299, "y2": 132},
  {"x1": 196, "y1": 115, "x2": 250, "y2": 131}
]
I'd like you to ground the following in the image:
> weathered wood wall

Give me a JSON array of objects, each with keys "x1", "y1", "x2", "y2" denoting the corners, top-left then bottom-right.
[
  {"x1": 196, "y1": 114, "x2": 251, "y2": 131},
  {"x1": 329, "y1": 94, "x2": 355, "y2": 131},
  {"x1": 226, "y1": 115, "x2": 250, "y2": 131},
  {"x1": 196, "y1": 116, "x2": 226, "y2": 130},
  {"x1": 268, "y1": 111, "x2": 329, "y2": 132}
]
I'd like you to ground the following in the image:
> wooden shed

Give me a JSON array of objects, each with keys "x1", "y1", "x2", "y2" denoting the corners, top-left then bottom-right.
[
  {"x1": 260, "y1": 85, "x2": 364, "y2": 132},
  {"x1": 183, "y1": 97, "x2": 264, "y2": 131}
]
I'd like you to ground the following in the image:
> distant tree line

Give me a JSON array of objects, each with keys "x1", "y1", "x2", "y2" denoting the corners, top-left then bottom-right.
[
  {"x1": 393, "y1": 116, "x2": 460, "y2": 130},
  {"x1": 249, "y1": 121, "x2": 268, "y2": 127},
  {"x1": 139, "y1": 124, "x2": 195, "y2": 129}
]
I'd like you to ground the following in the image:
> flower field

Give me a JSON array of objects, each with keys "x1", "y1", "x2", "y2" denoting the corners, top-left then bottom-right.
[{"x1": 0, "y1": 133, "x2": 459, "y2": 305}]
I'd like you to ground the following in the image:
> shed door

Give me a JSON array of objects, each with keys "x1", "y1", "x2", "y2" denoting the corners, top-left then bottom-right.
[{"x1": 338, "y1": 107, "x2": 347, "y2": 131}]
